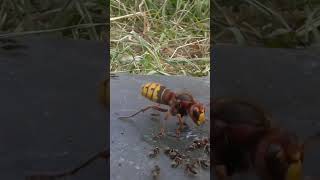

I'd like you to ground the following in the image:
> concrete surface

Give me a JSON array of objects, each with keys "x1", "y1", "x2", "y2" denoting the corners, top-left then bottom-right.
[
  {"x1": 2, "y1": 35, "x2": 319, "y2": 180},
  {"x1": 0, "y1": 37, "x2": 107, "y2": 180},
  {"x1": 110, "y1": 74, "x2": 210, "y2": 180},
  {"x1": 213, "y1": 44, "x2": 320, "y2": 179}
]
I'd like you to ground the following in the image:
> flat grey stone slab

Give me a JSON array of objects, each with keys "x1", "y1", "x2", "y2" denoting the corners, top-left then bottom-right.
[
  {"x1": 214, "y1": 45, "x2": 320, "y2": 179},
  {"x1": 0, "y1": 37, "x2": 107, "y2": 180},
  {"x1": 110, "y1": 74, "x2": 210, "y2": 180}
]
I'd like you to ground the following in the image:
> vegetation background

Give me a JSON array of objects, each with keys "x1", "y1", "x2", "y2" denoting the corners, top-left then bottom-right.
[
  {"x1": 0, "y1": 0, "x2": 107, "y2": 40},
  {"x1": 110, "y1": 0, "x2": 210, "y2": 76},
  {"x1": 213, "y1": 0, "x2": 320, "y2": 49},
  {"x1": 1, "y1": 0, "x2": 319, "y2": 76}
]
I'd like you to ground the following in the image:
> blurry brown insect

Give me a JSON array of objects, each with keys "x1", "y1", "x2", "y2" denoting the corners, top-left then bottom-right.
[
  {"x1": 212, "y1": 97, "x2": 320, "y2": 180},
  {"x1": 195, "y1": 158, "x2": 210, "y2": 169},
  {"x1": 164, "y1": 147, "x2": 187, "y2": 160},
  {"x1": 204, "y1": 142, "x2": 210, "y2": 155},
  {"x1": 171, "y1": 156, "x2": 183, "y2": 168},
  {"x1": 165, "y1": 148, "x2": 180, "y2": 159},
  {"x1": 148, "y1": 147, "x2": 160, "y2": 158},
  {"x1": 151, "y1": 165, "x2": 161, "y2": 180},
  {"x1": 187, "y1": 142, "x2": 197, "y2": 150},
  {"x1": 163, "y1": 146, "x2": 171, "y2": 154},
  {"x1": 188, "y1": 137, "x2": 210, "y2": 154},
  {"x1": 119, "y1": 82, "x2": 207, "y2": 137},
  {"x1": 185, "y1": 162, "x2": 198, "y2": 175}
]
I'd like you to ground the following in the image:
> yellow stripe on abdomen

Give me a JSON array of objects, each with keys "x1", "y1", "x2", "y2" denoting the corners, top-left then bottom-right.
[
  {"x1": 141, "y1": 83, "x2": 151, "y2": 97},
  {"x1": 141, "y1": 82, "x2": 164, "y2": 103},
  {"x1": 152, "y1": 84, "x2": 161, "y2": 102},
  {"x1": 147, "y1": 83, "x2": 158, "y2": 99}
]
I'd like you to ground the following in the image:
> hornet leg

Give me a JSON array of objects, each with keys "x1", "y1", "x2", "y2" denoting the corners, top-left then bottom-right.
[
  {"x1": 25, "y1": 149, "x2": 109, "y2": 179},
  {"x1": 175, "y1": 114, "x2": 185, "y2": 137},
  {"x1": 118, "y1": 105, "x2": 168, "y2": 119},
  {"x1": 153, "y1": 111, "x2": 171, "y2": 139}
]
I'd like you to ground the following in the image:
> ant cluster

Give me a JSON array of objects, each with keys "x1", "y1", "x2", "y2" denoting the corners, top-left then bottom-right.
[
  {"x1": 147, "y1": 136, "x2": 210, "y2": 178},
  {"x1": 187, "y1": 136, "x2": 210, "y2": 155}
]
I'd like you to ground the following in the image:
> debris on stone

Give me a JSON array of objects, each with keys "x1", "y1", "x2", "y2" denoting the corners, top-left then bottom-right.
[
  {"x1": 187, "y1": 136, "x2": 210, "y2": 155},
  {"x1": 185, "y1": 162, "x2": 198, "y2": 175},
  {"x1": 148, "y1": 147, "x2": 160, "y2": 158},
  {"x1": 171, "y1": 156, "x2": 183, "y2": 168},
  {"x1": 151, "y1": 165, "x2": 160, "y2": 180}
]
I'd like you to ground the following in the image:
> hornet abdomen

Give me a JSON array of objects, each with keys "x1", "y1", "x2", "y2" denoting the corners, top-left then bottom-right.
[{"x1": 141, "y1": 82, "x2": 174, "y2": 105}]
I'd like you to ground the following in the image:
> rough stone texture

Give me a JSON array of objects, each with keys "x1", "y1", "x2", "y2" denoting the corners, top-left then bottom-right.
[
  {"x1": 110, "y1": 74, "x2": 210, "y2": 180},
  {"x1": 213, "y1": 44, "x2": 320, "y2": 179},
  {"x1": 0, "y1": 37, "x2": 107, "y2": 180}
]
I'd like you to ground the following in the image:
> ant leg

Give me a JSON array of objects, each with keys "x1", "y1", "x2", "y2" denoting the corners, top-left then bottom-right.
[
  {"x1": 118, "y1": 105, "x2": 168, "y2": 119},
  {"x1": 155, "y1": 111, "x2": 171, "y2": 138},
  {"x1": 179, "y1": 115, "x2": 185, "y2": 129}
]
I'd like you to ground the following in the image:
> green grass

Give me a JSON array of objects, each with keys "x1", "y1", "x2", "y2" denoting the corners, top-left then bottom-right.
[
  {"x1": 110, "y1": 0, "x2": 210, "y2": 77},
  {"x1": 0, "y1": 0, "x2": 107, "y2": 40},
  {"x1": 213, "y1": 0, "x2": 320, "y2": 48},
  {"x1": 2, "y1": 0, "x2": 319, "y2": 76}
]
